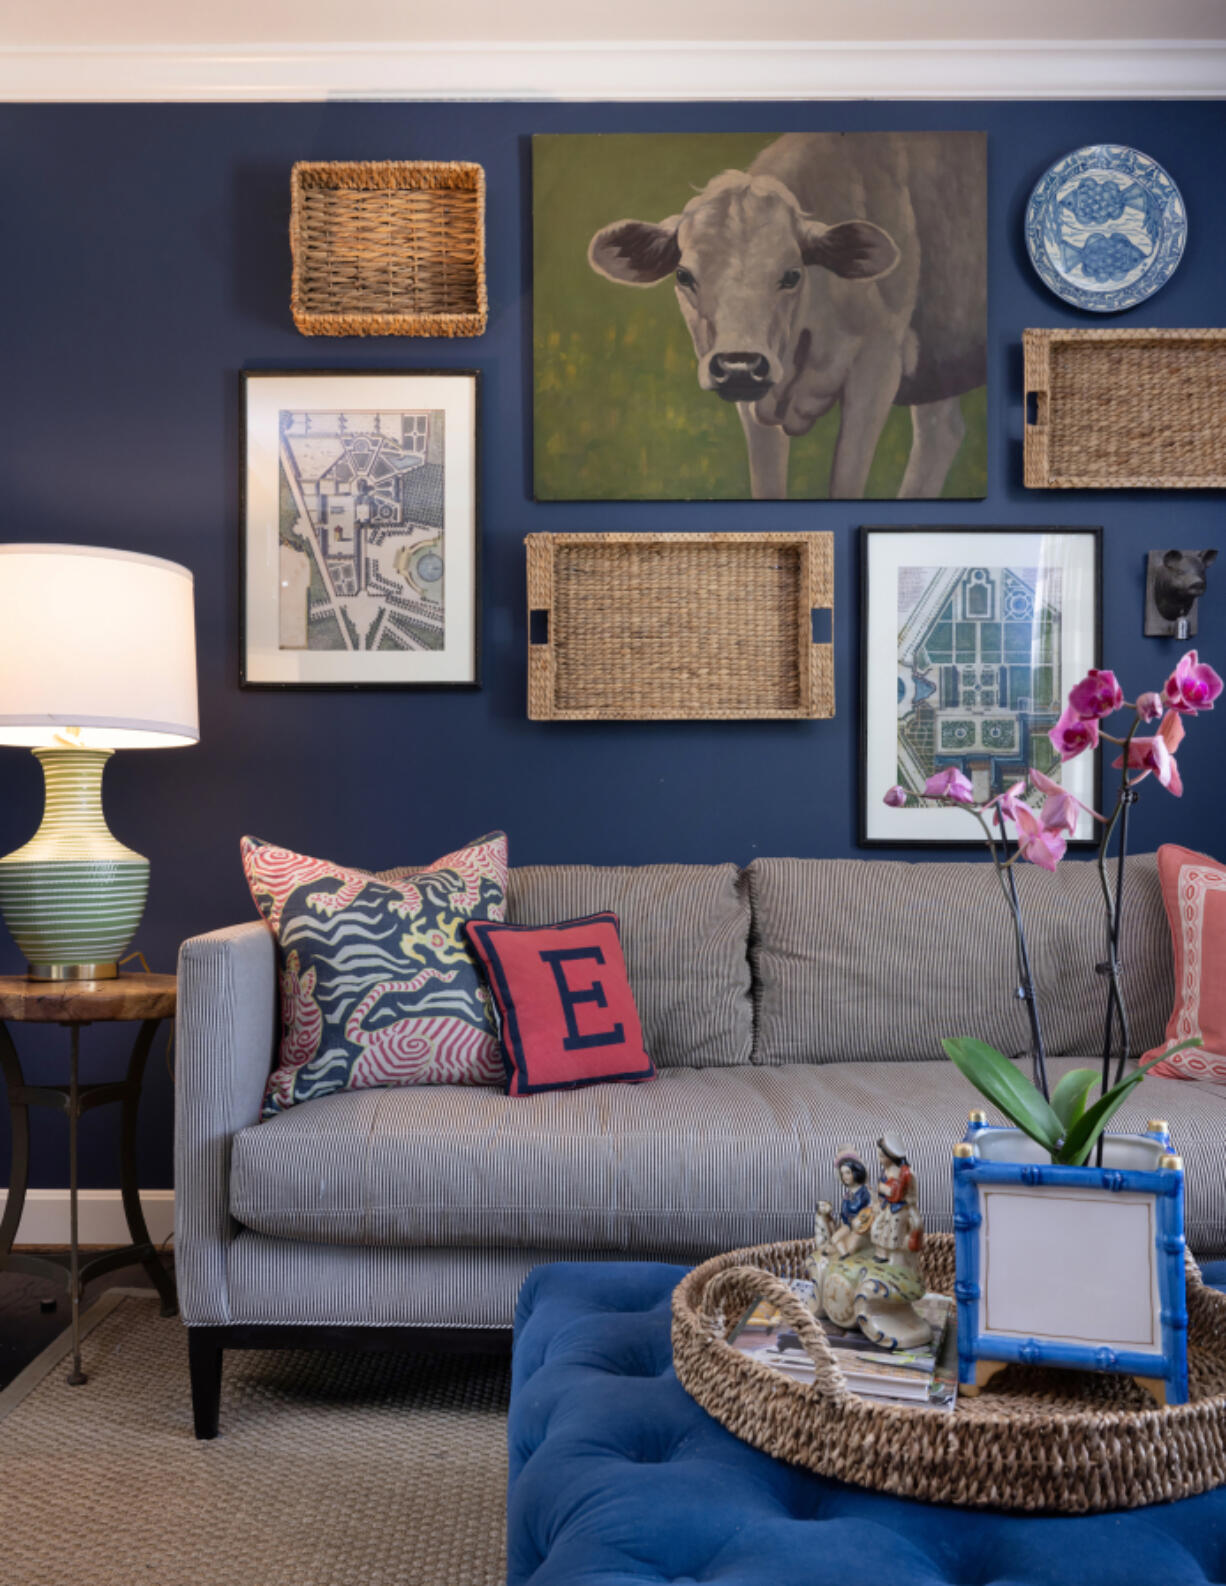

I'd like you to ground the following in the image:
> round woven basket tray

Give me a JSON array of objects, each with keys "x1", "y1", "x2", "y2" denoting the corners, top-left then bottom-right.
[{"x1": 672, "y1": 1234, "x2": 1226, "y2": 1514}]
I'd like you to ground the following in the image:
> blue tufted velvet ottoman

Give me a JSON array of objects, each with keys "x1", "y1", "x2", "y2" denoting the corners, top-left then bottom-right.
[{"x1": 508, "y1": 1260, "x2": 1226, "y2": 1586}]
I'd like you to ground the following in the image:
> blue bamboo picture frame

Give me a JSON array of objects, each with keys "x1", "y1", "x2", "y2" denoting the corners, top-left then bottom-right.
[{"x1": 952, "y1": 1119, "x2": 1188, "y2": 1405}]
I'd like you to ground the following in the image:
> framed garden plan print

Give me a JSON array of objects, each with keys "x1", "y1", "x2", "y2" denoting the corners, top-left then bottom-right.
[
  {"x1": 241, "y1": 370, "x2": 479, "y2": 688},
  {"x1": 860, "y1": 527, "x2": 1102, "y2": 847},
  {"x1": 533, "y1": 130, "x2": 986, "y2": 502}
]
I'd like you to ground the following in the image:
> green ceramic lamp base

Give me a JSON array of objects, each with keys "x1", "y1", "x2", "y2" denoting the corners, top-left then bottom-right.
[{"x1": 0, "y1": 747, "x2": 149, "y2": 980}]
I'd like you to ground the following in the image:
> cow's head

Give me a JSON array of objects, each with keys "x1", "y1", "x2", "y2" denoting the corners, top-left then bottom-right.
[{"x1": 588, "y1": 171, "x2": 900, "y2": 403}]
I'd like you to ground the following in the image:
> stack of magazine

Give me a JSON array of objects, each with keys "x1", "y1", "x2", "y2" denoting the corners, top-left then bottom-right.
[{"x1": 727, "y1": 1278, "x2": 958, "y2": 1411}]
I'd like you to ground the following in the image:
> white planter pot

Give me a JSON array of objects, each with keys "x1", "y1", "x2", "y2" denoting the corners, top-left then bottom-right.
[{"x1": 952, "y1": 1119, "x2": 1188, "y2": 1405}]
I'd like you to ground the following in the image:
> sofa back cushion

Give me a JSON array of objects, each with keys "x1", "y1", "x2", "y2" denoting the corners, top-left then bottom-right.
[
  {"x1": 507, "y1": 864, "x2": 752, "y2": 1067},
  {"x1": 748, "y1": 853, "x2": 1172, "y2": 1065}
]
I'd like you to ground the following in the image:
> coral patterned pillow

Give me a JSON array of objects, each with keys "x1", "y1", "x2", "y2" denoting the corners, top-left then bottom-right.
[
  {"x1": 465, "y1": 913, "x2": 655, "y2": 1096},
  {"x1": 241, "y1": 832, "x2": 508, "y2": 1115},
  {"x1": 1145, "y1": 843, "x2": 1226, "y2": 1080}
]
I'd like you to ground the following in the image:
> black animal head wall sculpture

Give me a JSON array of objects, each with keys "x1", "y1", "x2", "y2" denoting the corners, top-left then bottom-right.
[{"x1": 1145, "y1": 548, "x2": 1218, "y2": 638}]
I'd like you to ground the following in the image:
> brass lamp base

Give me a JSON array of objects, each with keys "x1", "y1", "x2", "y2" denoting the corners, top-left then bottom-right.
[{"x1": 27, "y1": 961, "x2": 119, "y2": 982}]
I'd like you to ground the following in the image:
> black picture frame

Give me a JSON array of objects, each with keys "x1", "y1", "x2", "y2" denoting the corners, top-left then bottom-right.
[
  {"x1": 859, "y1": 525, "x2": 1104, "y2": 849},
  {"x1": 239, "y1": 368, "x2": 481, "y2": 691}
]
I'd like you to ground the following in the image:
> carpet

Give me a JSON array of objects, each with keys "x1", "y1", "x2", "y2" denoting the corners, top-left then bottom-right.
[{"x1": 0, "y1": 1292, "x2": 510, "y2": 1586}]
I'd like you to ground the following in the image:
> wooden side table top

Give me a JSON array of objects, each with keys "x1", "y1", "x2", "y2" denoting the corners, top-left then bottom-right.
[{"x1": 0, "y1": 973, "x2": 177, "y2": 1024}]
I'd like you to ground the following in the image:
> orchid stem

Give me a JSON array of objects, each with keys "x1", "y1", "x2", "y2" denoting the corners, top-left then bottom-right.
[
  {"x1": 970, "y1": 803, "x2": 1050, "y2": 1102},
  {"x1": 1110, "y1": 788, "x2": 1134, "y2": 1087},
  {"x1": 1094, "y1": 719, "x2": 1140, "y2": 1166},
  {"x1": 1007, "y1": 860, "x2": 1051, "y2": 1102}
]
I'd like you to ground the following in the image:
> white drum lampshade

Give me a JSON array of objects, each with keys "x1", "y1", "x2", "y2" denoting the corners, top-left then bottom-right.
[{"x1": 0, "y1": 545, "x2": 199, "y2": 979}]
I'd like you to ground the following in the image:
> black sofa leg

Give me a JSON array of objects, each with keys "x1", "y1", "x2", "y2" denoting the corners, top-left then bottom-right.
[{"x1": 188, "y1": 1329, "x2": 224, "y2": 1440}]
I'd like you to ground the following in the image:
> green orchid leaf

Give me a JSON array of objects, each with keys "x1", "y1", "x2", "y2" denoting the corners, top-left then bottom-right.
[
  {"x1": 1055, "y1": 1042, "x2": 1202, "y2": 1165},
  {"x1": 1146, "y1": 1036, "x2": 1204, "y2": 1067},
  {"x1": 1049, "y1": 1067, "x2": 1100, "y2": 1131},
  {"x1": 942, "y1": 1037, "x2": 1063, "y2": 1154},
  {"x1": 1056, "y1": 1076, "x2": 1147, "y2": 1165}
]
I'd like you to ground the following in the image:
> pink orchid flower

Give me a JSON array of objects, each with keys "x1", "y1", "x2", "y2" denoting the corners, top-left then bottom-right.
[
  {"x1": 882, "y1": 785, "x2": 908, "y2": 808},
  {"x1": 983, "y1": 780, "x2": 1028, "y2": 826},
  {"x1": 1013, "y1": 803, "x2": 1067, "y2": 871},
  {"x1": 1067, "y1": 668, "x2": 1124, "y2": 721},
  {"x1": 1136, "y1": 691, "x2": 1162, "y2": 723},
  {"x1": 1159, "y1": 707, "x2": 1186, "y2": 757},
  {"x1": 1119, "y1": 736, "x2": 1180, "y2": 795},
  {"x1": 1113, "y1": 710, "x2": 1186, "y2": 796},
  {"x1": 1038, "y1": 791, "x2": 1080, "y2": 837},
  {"x1": 1163, "y1": 650, "x2": 1223, "y2": 715},
  {"x1": 1049, "y1": 707, "x2": 1099, "y2": 762},
  {"x1": 923, "y1": 767, "x2": 975, "y2": 804},
  {"x1": 1029, "y1": 767, "x2": 1104, "y2": 829}
]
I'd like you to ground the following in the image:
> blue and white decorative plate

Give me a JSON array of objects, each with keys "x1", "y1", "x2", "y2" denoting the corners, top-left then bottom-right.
[{"x1": 1025, "y1": 145, "x2": 1187, "y2": 313}]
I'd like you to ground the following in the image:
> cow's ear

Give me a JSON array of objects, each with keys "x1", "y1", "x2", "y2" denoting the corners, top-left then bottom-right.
[
  {"x1": 1205, "y1": 548, "x2": 1219, "y2": 566},
  {"x1": 1164, "y1": 549, "x2": 1185, "y2": 569},
  {"x1": 801, "y1": 219, "x2": 900, "y2": 282},
  {"x1": 589, "y1": 218, "x2": 681, "y2": 286}
]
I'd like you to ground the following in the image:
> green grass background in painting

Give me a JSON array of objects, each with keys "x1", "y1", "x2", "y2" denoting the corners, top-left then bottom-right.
[{"x1": 533, "y1": 132, "x2": 987, "y2": 502}]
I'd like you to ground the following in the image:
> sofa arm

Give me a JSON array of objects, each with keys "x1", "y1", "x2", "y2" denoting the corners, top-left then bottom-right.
[{"x1": 174, "y1": 920, "x2": 277, "y2": 1324}]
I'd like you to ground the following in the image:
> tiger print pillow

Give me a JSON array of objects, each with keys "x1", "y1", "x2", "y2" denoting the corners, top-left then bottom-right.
[{"x1": 240, "y1": 832, "x2": 507, "y2": 1116}]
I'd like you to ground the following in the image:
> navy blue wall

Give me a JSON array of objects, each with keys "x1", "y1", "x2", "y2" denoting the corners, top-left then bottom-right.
[{"x1": 0, "y1": 99, "x2": 1223, "y2": 1187}]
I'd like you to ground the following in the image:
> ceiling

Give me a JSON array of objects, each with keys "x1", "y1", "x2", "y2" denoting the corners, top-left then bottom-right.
[{"x1": 4, "y1": 0, "x2": 1225, "y2": 45}]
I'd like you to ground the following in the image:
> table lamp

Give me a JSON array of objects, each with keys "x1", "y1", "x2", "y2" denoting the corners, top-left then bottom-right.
[{"x1": 0, "y1": 544, "x2": 198, "y2": 980}]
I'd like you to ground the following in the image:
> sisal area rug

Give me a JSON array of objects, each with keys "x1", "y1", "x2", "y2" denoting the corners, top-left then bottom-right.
[{"x1": 0, "y1": 1293, "x2": 510, "y2": 1586}]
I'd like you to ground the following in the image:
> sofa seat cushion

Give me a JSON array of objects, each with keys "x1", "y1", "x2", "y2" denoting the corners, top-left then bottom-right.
[
  {"x1": 507, "y1": 863, "x2": 752, "y2": 1067},
  {"x1": 229, "y1": 1058, "x2": 1226, "y2": 1257}
]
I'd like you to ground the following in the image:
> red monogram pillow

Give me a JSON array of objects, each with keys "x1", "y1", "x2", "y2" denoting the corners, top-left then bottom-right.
[{"x1": 465, "y1": 913, "x2": 656, "y2": 1096}]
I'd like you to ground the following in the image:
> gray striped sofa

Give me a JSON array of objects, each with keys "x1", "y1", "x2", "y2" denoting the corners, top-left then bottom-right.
[{"x1": 175, "y1": 852, "x2": 1225, "y2": 1435}]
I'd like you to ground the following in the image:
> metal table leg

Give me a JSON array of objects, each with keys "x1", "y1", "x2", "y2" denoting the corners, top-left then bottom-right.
[
  {"x1": 66, "y1": 1026, "x2": 85, "y2": 1386},
  {"x1": 0, "y1": 1020, "x2": 30, "y2": 1263},
  {"x1": 2, "y1": 1012, "x2": 179, "y2": 1386},
  {"x1": 118, "y1": 1020, "x2": 177, "y2": 1317},
  {"x1": 0, "y1": 1020, "x2": 66, "y2": 1290}
]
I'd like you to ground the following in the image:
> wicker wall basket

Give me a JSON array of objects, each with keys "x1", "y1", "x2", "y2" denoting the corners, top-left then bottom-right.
[
  {"x1": 290, "y1": 161, "x2": 488, "y2": 337},
  {"x1": 526, "y1": 532, "x2": 834, "y2": 721},
  {"x1": 1024, "y1": 327, "x2": 1226, "y2": 488},
  {"x1": 673, "y1": 1235, "x2": 1226, "y2": 1514}
]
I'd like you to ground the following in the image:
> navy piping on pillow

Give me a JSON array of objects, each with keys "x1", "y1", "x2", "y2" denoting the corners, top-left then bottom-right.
[{"x1": 467, "y1": 912, "x2": 655, "y2": 1096}]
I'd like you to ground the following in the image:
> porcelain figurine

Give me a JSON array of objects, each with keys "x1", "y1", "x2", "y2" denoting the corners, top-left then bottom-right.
[
  {"x1": 870, "y1": 1136, "x2": 926, "y2": 1270},
  {"x1": 808, "y1": 1138, "x2": 933, "y2": 1353},
  {"x1": 815, "y1": 1146, "x2": 874, "y2": 1258}
]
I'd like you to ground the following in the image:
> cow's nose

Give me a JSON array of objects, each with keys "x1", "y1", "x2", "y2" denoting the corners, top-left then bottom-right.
[{"x1": 709, "y1": 351, "x2": 772, "y2": 387}]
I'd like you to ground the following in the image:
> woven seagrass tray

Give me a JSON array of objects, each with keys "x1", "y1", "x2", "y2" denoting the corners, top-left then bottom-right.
[
  {"x1": 526, "y1": 531, "x2": 834, "y2": 721},
  {"x1": 1024, "y1": 327, "x2": 1226, "y2": 488},
  {"x1": 290, "y1": 161, "x2": 487, "y2": 337},
  {"x1": 673, "y1": 1235, "x2": 1226, "y2": 1514}
]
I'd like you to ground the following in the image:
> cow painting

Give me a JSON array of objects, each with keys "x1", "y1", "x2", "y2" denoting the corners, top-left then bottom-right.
[{"x1": 532, "y1": 131, "x2": 987, "y2": 502}]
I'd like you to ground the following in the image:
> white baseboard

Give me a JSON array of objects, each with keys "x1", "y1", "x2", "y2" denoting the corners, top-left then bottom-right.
[
  {"x1": 0, "y1": 39, "x2": 1222, "y2": 102},
  {"x1": 2, "y1": 1189, "x2": 174, "y2": 1249}
]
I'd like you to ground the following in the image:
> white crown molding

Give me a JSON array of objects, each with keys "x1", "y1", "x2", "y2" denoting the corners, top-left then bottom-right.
[
  {"x1": 0, "y1": 39, "x2": 1223, "y2": 101},
  {"x1": 2, "y1": 1188, "x2": 174, "y2": 1248}
]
